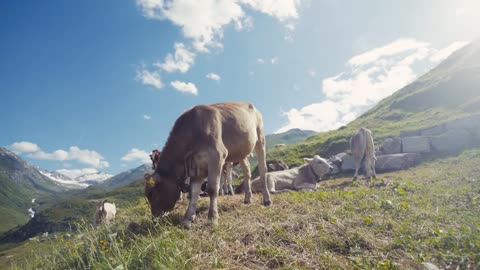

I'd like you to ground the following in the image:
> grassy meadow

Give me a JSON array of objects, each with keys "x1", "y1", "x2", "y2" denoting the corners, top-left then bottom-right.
[{"x1": 2, "y1": 149, "x2": 479, "y2": 269}]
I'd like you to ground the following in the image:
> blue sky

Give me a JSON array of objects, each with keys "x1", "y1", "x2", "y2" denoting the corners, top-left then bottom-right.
[{"x1": 1, "y1": 0, "x2": 478, "y2": 178}]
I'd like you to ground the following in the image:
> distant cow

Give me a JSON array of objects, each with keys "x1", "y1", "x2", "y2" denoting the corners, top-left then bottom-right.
[
  {"x1": 350, "y1": 128, "x2": 377, "y2": 180},
  {"x1": 274, "y1": 144, "x2": 287, "y2": 149},
  {"x1": 93, "y1": 200, "x2": 116, "y2": 228},
  {"x1": 237, "y1": 155, "x2": 333, "y2": 194},
  {"x1": 144, "y1": 102, "x2": 271, "y2": 229}
]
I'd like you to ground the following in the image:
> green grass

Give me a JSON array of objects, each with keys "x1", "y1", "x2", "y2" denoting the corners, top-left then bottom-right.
[{"x1": 2, "y1": 149, "x2": 480, "y2": 269}]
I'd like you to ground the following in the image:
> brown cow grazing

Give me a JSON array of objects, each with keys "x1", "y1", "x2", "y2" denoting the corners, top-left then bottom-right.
[
  {"x1": 144, "y1": 102, "x2": 271, "y2": 229},
  {"x1": 350, "y1": 128, "x2": 377, "y2": 180}
]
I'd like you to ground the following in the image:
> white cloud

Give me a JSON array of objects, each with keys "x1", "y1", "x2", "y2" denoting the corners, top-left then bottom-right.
[
  {"x1": 271, "y1": 56, "x2": 279, "y2": 64},
  {"x1": 206, "y1": 72, "x2": 221, "y2": 81},
  {"x1": 9, "y1": 141, "x2": 40, "y2": 154},
  {"x1": 277, "y1": 39, "x2": 469, "y2": 133},
  {"x1": 136, "y1": 0, "x2": 301, "y2": 52},
  {"x1": 156, "y1": 43, "x2": 195, "y2": 73},
  {"x1": 121, "y1": 148, "x2": 151, "y2": 164},
  {"x1": 240, "y1": 0, "x2": 300, "y2": 21},
  {"x1": 170, "y1": 80, "x2": 198, "y2": 95},
  {"x1": 257, "y1": 58, "x2": 265, "y2": 64},
  {"x1": 348, "y1": 38, "x2": 430, "y2": 66},
  {"x1": 429, "y1": 41, "x2": 469, "y2": 63},
  {"x1": 143, "y1": 114, "x2": 152, "y2": 120},
  {"x1": 27, "y1": 146, "x2": 109, "y2": 168},
  {"x1": 307, "y1": 69, "x2": 316, "y2": 77},
  {"x1": 135, "y1": 68, "x2": 163, "y2": 89},
  {"x1": 56, "y1": 168, "x2": 99, "y2": 179}
]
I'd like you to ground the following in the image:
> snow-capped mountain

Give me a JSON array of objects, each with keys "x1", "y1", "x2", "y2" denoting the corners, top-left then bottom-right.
[
  {"x1": 74, "y1": 172, "x2": 112, "y2": 184},
  {"x1": 40, "y1": 170, "x2": 112, "y2": 189}
]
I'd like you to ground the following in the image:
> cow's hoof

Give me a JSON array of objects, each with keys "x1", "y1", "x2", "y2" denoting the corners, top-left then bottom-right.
[
  {"x1": 263, "y1": 200, "x2": 272, "y2": 207},
  {"x1": 181, "y1": 220, "x2": 192, "y2": 230},
  {"x1": 352, "y1": 176, "x2": 358, "y2": 181},
  {"x1": 208, "y1": 218, "x2": 218, "y2": 226},
  {"x1": 243, "y1": 199, "x2": 251, "y2": 204}
]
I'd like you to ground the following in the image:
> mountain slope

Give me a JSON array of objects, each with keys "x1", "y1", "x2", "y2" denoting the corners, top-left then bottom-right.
[
  {"x1": 0, "y1": 148, "x2": 66, "y2": 233},
  {"x1": 100, "y1": 164, "x2": 151, "y2": 191},
  {"x1": 265, "y1": 128, "x2": 317, "y2": 150},
  {"x1": 269, "y1": 40, "x2": 480, "y2": 164}
]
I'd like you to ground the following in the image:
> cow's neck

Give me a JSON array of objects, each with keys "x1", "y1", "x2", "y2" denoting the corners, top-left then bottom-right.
[
  {"x1": 158, "y1": 137, "x2": 190, "y2": 179},
  {"x1": 298, "y1": 164, "x2": 320, "y2": 182}
]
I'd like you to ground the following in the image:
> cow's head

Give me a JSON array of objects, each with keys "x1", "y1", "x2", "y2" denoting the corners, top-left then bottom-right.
[
  {"x1": 144, "y1": 172, "x2": 180, "y2": 218},
  {"x1": 304, "y1": 155, "x2": 334, "y2": 180},
  {"x1": 149, "y1": 150, "x2": 161, "y2": 170}
]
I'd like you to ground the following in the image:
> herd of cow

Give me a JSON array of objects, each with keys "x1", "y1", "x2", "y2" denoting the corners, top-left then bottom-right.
[{"x1": 94, "y1": 102, "x2": 377, "y2": 229}]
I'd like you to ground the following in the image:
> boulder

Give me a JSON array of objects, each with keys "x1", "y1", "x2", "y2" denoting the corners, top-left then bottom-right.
[
  {"x1": 341, "y1": 154, "x2": 356, "y2": 171},
  {"x1": 402, "y1": 136, "x2": 431, "y2": 153},
  {"x1": 375, "y1": 153, "x2": 418, "y2": 172},
  {"x1": 400, "y1": 130, "x2": 420, "y2": 137},
  {"x1": 430, "y1": 129, "x2": 472, "y2": 153},
  {"x1": 382, "y1": 137, "x2": 402, "y2": 154},
  {"x1": 419, "y1": 124, "x2": 446, "y2": 136}
]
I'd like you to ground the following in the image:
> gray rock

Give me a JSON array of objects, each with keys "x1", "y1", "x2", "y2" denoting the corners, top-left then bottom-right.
[
  {"x1": 400, "y1": 130, "x2": 420, "y2": 137},
  {"x1": 382, "y1": 137, "x2": 402, "y2": 154},
  {"x1": 402, "y1": 136, "x2": 431, "y2": 153},
  {"x1": 419, "y1": 124, "x2": 446, "y2": 136},
  {"x1": 341, "y1": 154, "x2": 356, "y2": 171},
  {"x1": 375, "y1": 153, "x2": 418, "y2": 172},
  {"x1": 430, "y1": 129, "x2": 472, "y2": 153}
]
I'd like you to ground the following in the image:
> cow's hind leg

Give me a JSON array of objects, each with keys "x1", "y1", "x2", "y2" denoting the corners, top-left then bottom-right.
[
  {"x1": 182, "y1": 178, "x2": 203, "y2": 229},
  {"x1": 240, "y1": 158, "x2": 252, "y2": 204},
  {"x1": 353, "y1": 156, "x2": 362, "y2": 181},
  {"x1": 255, "y1": 139, "x2": 272, "y2": 206},
  {"x1": 207, "y1": 148, "x2": 226, "y2": 226},
  {"x1": 225, "y1": 162, "x2": 234, "y2": 195}
]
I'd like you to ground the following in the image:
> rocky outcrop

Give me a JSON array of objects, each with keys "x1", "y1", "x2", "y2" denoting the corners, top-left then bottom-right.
[
  {"x1": 381, "y1": 137, "x2": 402, "y2": 154},
  {"x1": 402, "y1": 136, "x2": 431, "y2": 153},
  {"x1": 375, "y1": 153, "x2": 418, "y2": 172}
]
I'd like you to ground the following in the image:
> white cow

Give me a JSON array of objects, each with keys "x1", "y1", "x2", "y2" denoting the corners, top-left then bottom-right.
[
  {"x1": 93, "y1": 200, "x2": 116, "y2": 228},
  {"x1": 350, "y1": 128, "x2": 377, "y2": 180},
  {"x1": 237, "y1": 155, "x2": 333, "y2": 193}
]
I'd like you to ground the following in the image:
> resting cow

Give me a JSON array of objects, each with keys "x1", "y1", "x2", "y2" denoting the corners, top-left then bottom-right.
[
  {"x1": 350, "y1": 127, "x2": 377, "y2": 180},
  {"x1": 93, "y1": 200, "x2": 116, "y2": 228},
  {"x1": 237, "y1": 155, "x2": 333, "y2": 193},
  {"x1": 144, "y1": 102, "x2": 271, "y2": 229}
]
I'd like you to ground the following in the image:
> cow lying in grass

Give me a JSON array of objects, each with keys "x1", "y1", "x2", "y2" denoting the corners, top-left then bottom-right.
[{"x1": 236, "y1": 155, "x2": 333, "y2": 194}]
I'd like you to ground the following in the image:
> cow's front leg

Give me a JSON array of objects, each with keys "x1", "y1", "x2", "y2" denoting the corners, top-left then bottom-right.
[{"x1": 181, "y1": 178, "x2": 203, "y2": 229}]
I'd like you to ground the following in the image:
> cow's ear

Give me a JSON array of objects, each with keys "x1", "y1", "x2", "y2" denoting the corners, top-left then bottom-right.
[
  {"x1": 268, "y1": 164, "x2": 275, "y2": 170},
  {"x1": 304, "y1": 158, "x2": 313, "y2": 165},
  {"x1": 144, "y1": 173, "x2": 151, "y2": 181}
]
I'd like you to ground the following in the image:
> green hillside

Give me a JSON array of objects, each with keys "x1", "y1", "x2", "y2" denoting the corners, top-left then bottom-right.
[
  {"x1": 265, "y1": 128, "x2": 317, "y2": 150},
  {"x1": 0, "y1": 176, "x2": 33, "y2": 233},
  {"x1": 268, "y1": 40, "x2": 480, "y2": 165},
  {"x1": 3, "y1": 149, "x2": 480, "y2": 269}
]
